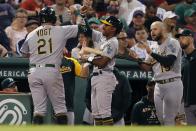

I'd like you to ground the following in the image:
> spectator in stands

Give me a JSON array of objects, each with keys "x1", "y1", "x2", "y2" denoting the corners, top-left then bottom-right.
[
  {"x1": 131, "y1": 80, "x2": 160, "y2": 125},
  {"x1": 183, "y1": 8, "x2": 196, "y2": 46},
  {"x1": 117, "y1": 31, "x2": 137, "y2": 60},
  {"x1": 5, "y1": 8, "x2": 28, "y2": 53},
  {"x1": 0, "y1": 0, "x2": 16, "y2": 30},
  {"x1": 51, "y1": 0, "x2": 72, "y2": 25},
  {"x1": 155, "y1": 0, "x2": 181, "y2": 11},
  {"x1": 105, "y1": 1, "x2": 128, "y2": 32},
  {"x1": 71, "y1": 28, "x2": 93, "y2": 60},
  {"x1": 144, "y1": 1, "x2": 161, "y2": 33},
  {"x1": 126, "y1": 32, "x2": 136, "y2": 49},
  {"x1": 69, "y1": 0, "x2": 94, "y2": 24},
  {"x1": 16, "y1": 18, "x2": 40, "y2": 56},
  {"x1": 174, "y1": 0, "x2": 196, "y2": 26},
  {"x1": 131, "y1": 26, "x2": 158, "y2": 60},
  {"x1": 0, "y1": 28, "x2": 11, "y2": 51},
  {"x1": 0, "y1": 44, "x2": 8, "y2": 57},
  {"x1": 127, "y1": 10, "x2": 145, "y2": 39},
  {"x1": 117, "y1": 31, "x2": 129, "y2": 57},
  {"x1": 106, "y1": 0, "x2": 119, "y2": 17},
  {"x1": 118, "y1": 0, "x2": 144, "y2": 23},
  {"x1": 106, "y1": 4, "x2": 119, "y2": 18},
  {"x1": 0, "y1": 78, "x2": 18, "y2": 93},
  {"x1": 20, "y1": 0, "x2": 44, "y2": 16},
  {"x1": 163, "y1": 11, "x2": 178, "y2": 38},
  {"x1": 131, "y1": 28, "x2": 148, "y2": 61}
]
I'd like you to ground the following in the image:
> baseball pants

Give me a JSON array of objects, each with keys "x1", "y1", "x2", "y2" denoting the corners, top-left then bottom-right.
[
  {"x1": 83, "y1": 108, "x2": 125, "y2": 125},
  {"x1": 91, "y1": 71, "x2": 117, "y2": 118},
  {"x1": 28, "y1": 67, "x2": 67, "y2": 115},
  {"x1": 154, "y1": 79, "x2": 183, "y2": 125}
]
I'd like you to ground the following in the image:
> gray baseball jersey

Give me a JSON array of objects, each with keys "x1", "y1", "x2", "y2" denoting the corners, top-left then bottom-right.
[
  {"x1": 149, "y1": 37, "x2": 182, "y2": 81},
  {"x1": 21, "y1": 25, "x2": 78, "y2": 66},
  {"x1": 91, "y1": 30, "x2": 118, "y2": 71}
]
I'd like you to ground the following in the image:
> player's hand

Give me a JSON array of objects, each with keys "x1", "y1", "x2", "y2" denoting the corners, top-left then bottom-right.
[
  {"x1": 129, "y1": 50, "x2": 139, "y2": 60},
  {"x1": 79, "y1": 47, "x2": 89, "y2": 56},
  {"x1": 80, "y1": 6, "x2": 88, "y2": 17},
  {"x1": 79, "y1": 54, "x2": 89, "y2": 63},
  {"x1": 143, "y1": 44, "x2": 152, "y2": 55}
]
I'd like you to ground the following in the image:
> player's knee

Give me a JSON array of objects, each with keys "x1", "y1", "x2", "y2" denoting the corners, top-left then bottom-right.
[
  {"x1": 33, "y1": 114, "x2": 44, "y2": 125},
  {"x1": 55, "y1": 113, "x2": 67, "y2": 125},
  {"x1": 102, "y1": 117, "x2": 114, "y2": 125}
]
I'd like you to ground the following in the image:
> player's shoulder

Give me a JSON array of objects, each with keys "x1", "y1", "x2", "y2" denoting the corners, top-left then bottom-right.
[
  {"x1": 61, "y1": 25, "x2": 78, "y2": 29},
  {"x1": 132, "y1": 100, "x2": 145, "y2": 110},
  {"x1": 108, "y1": 37, "x2": 118, "y2": 46},
  {"x1": 168, "y1": 37, "x2": 180, "y2": 48}
]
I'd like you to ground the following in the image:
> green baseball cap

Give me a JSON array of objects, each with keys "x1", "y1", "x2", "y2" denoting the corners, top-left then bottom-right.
[
  {"x1": 184, "y1": 8, "x2": 196, "y2": 17},
  {"x1": 175, "y1": 29, "x2": 193, "y2": 38},
  {"x1": 88, "y1": 17, "x2": 101, "y2": 25},
  {"x1": 1, "y1": 78, "x2": 16, "y2": 89}
]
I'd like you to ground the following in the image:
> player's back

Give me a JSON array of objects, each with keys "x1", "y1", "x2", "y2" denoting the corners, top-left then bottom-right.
[{"x1": 26, "y1": 25, "x2": 78, "y2": 66}]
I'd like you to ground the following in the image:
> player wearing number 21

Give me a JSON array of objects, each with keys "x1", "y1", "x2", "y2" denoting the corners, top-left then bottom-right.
[{"x1": 20, "y1": 7, "x2": 80, "y2": 125}]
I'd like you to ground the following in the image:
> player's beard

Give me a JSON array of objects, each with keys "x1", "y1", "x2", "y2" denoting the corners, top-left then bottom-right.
[
  {"x1": 181, "y1": 43, "x2": 189, "y2": 49},
  {"x1": 153, "y1": 32, "x2": 163, "y2": 42}
]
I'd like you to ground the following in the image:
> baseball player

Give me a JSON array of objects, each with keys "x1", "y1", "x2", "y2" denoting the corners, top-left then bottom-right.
[
  {"x1": 176, "y1": 29, "x2": 196, "y2": 125},
  {"x1": 131, "y1": 81, "x2": 160, "y2": 125},
  {"x1": 60, "y1": 51, "x2": 89, "y2": 125},
  {"x1": 80, "y1": 16, "x2": 123, "y2": 125},
  {"x1": 138, "y1": 21, "x2": 183, "y2": 125},
  {"x1": 20, "y1": 7, "x2": 82, "y2": 124},
  {"x1": 0, "y1": 78, "x2": 18, "y2": 94}
]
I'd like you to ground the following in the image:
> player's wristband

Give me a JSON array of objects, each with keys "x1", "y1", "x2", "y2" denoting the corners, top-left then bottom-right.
[{"x1": 87, "y1": 56, "x2": 94, "y2": 63}]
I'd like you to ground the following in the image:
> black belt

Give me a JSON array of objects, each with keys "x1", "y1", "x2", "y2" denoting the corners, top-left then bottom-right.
[
  {"x1": 92, "y1": 70, "x2": 102, "y2": 76},
  {"x1": 30, "y1": 64, "x2": 55, "y2": 68},
  {"x1": 155, "y1": 78, "x2": 177, "y2": 84}
]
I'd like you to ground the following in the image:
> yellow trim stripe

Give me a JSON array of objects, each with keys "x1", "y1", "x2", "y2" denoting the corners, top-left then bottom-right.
[{"x1": 100, "y1": 20, "x2": 113, "y2": 26}]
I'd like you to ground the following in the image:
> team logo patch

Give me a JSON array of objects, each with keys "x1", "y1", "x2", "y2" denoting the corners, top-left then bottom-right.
[
  {"x1": 106, "y1": 45, "x2": 113, "y2": 54},
  {"x1": 168, "y1": 44, "x2": 176, "y2": 53}
]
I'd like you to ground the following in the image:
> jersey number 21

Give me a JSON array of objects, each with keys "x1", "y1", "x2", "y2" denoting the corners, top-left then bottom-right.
[{"x1": 37, "y1": 38, "x2": 52, "y2": 54}]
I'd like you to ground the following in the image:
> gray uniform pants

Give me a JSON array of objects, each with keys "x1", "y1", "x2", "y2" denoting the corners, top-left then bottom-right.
[
  {"x1": 83, "y1": 108, "x2": 125, "y2": 125},
  {"x1": 28, "y1": 67, "x2": 67, "y2": 115},
  {"x1": 154, "y1": 79, "x2": 183, "y2": 125},
  {"x1": 91, "y1": 71, "x2": 117, "y2": 119}
]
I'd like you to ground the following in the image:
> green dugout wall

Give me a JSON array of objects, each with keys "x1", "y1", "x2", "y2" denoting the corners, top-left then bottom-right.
[{"x1": 0, "y1": 58, "x2": 152, "y2": 125}]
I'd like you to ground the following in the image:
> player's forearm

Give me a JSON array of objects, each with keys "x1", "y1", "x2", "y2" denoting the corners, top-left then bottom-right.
[
  {"x1": 82, "y1": 47, "x2": 103, "y2": 55},
  {"x1": 151, "y1": 53, "x2": 176, "y2": 67},
  {"x1": 91, "y1": 56, "x2": 110, "y2": 69},
  {"x1": 139, "y1": 63, "x2": 152, "y2": 71}
]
